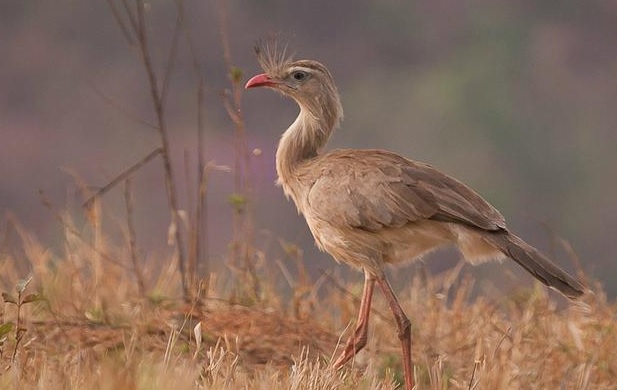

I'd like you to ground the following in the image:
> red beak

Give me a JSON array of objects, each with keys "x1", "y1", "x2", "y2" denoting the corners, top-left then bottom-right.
[{"x1": 245, "y1": 73, "x2": 277, "y2": 89}]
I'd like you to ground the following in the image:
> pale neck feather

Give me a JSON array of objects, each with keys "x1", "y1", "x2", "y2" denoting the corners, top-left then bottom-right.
[{"x1": 276, "y1": 98, "x2": 342, "y2": 204}]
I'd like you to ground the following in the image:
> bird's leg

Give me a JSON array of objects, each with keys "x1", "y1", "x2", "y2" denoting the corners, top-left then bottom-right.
[
  {"x1": 333, "y1": 271, "x2": 376, "y2": 369},
  {"x1": 376, "y1": 276, "x2": 414, "y2": 390}
]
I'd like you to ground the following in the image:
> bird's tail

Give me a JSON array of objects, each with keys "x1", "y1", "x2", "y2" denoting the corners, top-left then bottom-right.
[{"x1": 485, "y1": 232, "x2": 587, "y2": 299}]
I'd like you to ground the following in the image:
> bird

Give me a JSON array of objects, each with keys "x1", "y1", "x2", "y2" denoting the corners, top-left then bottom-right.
[{"x1": 245, "y1": 42, "x2": 586, "y2": 390}]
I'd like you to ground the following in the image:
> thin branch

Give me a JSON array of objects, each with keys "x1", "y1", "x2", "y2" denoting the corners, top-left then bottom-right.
[
  {"x1": 105, "y1": 0, "x2": 135, "y2": 45},
  {"x1": 169, "y1": 0, "x2": 210, "y2": 296},
  {"x1": 134, "y1": 0, "x2": 189, "y2": 300},
  {"x1": 120, "y1": 0, "x2": 139, "y2": 36},
  {"x1": 82, "y1": 147, "x2": 163, "y2": 208},
  {"x1": 221, "y1": 90, "x2": 243, "y2": 127},
  {"x1": 88, "y1": 82, "x2": 158, "y2": 130},
  {"x1": 216, "y1": 0, "x2": 257, "y2": 299},
  {"x1": 177, "y1": 0, "x2": 207, "y2": 281},
  {"x1": 183, "y1": 150, "x2": 196, "y2": 292},
  {"x1": 468, "y1": 358, "x2": 482, "y2": 390},
  {"x1": 160, "y1": 9, "x2": 182, "y2": 110},
  {"x1": 124, "y1": 178, "x2": 146, "y2": 297}
]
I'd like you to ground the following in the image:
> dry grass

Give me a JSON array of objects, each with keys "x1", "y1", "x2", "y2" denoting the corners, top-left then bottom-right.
[{"x1": 0, "y1": 216, "x2": 614, "y2": 390}]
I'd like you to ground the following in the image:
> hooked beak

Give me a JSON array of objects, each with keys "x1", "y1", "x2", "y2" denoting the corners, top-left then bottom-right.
[{"x1": 245, "y1": 73, "x2": 278, "y2": 89}]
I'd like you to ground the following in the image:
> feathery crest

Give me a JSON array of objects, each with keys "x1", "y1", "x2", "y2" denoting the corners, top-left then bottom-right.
[{"x1": 254, "y1": 38, "x2": 294, "y2": 77}]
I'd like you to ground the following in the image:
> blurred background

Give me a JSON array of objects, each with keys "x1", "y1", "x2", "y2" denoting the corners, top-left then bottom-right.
[{"x1": 1, "y1": 1, "x2": 615, "y2": 296}]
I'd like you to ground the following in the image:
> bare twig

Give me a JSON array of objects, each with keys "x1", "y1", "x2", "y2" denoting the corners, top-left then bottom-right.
[
  {"x1": 88, "y1": 82, "x2": 158, "y2": 130},
  {"x1": 82, "y1": 147, "x2": 163, "y2": 209},
  {"x1": 216, "y1": 0, "x2": 258, "y2": 301},
  {"x1": 191, "y1": 38, "x2": 209, "y2": 298},
  {"x1": 468, "y1": 358, "x2": 482, "y2": 390},
  {"x1": 120, "y1": 0, "x2": 139, "y2": 35},
  {"x1": 160, "y1": 9, "x2": 182, "y2": 110},
  {"x1": 124, "y1": 178, "x2": 146, "y2": 297},
  {"x1": 105, "y1": 0, "x2": 134, "y2": 45},
  {"x1": 132, "y1": 0, "x2": 189, "y2": 300},
  {"x1": 183, "y1": 150, "x2": 197, "y2": 292},
  {"x1": 169, "y1": 0, "x2": 210, "y2": 297},
  {"x1": 103, "y1": 0, "x2": 215, "y2": 301}
]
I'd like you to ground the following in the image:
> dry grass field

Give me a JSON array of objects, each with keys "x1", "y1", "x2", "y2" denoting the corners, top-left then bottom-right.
[
  {"x1": 2, "y1": 4, "x2": 615, "y2": 389},
  {"x1": 0, "y1": 215, "x2": 614, "y2": 390}
]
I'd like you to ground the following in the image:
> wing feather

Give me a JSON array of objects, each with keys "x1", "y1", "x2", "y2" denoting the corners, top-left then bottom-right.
[{"x1": 306, "y1": 150, "x2": 506, "y2": 232}]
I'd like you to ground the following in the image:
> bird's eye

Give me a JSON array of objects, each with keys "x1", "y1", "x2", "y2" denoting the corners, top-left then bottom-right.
[{"x1": 291, "y1": 70, "x2": 308, "y2": 81}]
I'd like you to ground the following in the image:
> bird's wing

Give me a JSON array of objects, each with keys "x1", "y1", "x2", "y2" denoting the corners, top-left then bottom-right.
[{"x1": 306, "y1": 150, "x2": 506, "y2": 232}]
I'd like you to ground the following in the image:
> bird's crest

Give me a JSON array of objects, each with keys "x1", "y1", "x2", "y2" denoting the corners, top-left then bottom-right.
[{"x1": 254, "y1": 38, "x2": 294, "y2": 77}]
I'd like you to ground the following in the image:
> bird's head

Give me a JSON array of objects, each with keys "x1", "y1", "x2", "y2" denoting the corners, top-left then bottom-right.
[{"x1": 245, "y1": 42, "x2": 343, "y2": 129}]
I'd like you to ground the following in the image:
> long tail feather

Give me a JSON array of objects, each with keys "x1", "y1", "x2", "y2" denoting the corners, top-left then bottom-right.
[{"x1": 485, "y1": 233, "x2": 587, "y2": 299}]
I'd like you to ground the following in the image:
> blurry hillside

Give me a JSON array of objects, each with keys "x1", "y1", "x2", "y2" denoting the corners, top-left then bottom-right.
[{"x1": 1, "y1": 1, "x2": 615, "y2": 294}]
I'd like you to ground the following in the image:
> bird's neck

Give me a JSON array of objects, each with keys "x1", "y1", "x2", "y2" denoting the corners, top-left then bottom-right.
[{"x1": 276, "y1": 100, "x2": 341, "y2": 192}]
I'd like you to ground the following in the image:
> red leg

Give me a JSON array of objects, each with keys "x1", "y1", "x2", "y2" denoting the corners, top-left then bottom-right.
[
  {"x1": 333, "y1": 271, "x2": 376, "y2": 369},
  {"x1": 376, "y1": 276, "x2": 414, "y2": 390}
]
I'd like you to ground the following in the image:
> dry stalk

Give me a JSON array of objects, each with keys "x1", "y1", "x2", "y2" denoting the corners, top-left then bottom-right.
[
  {"x1": 124, "y1": 178, "x2": 146, "y2": 297},
  {"x1": 216, "y1": 0, "x2": 259, "y2": 303},
  {"x1": 103, "y1": 0, "x2": 196, "y2": 300},
  {"x1": 167, "y1": 0, "x2": 212, "y2": 301},
  {"x1": 132, "y1": 0, "x2": 189, "y2": 300},
  {"x1": 82, "y1": 147, "x2": 162, "y2": 209},
  {"x1": 39, "y1": 190, "x2": 127, "y2": 269}
]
